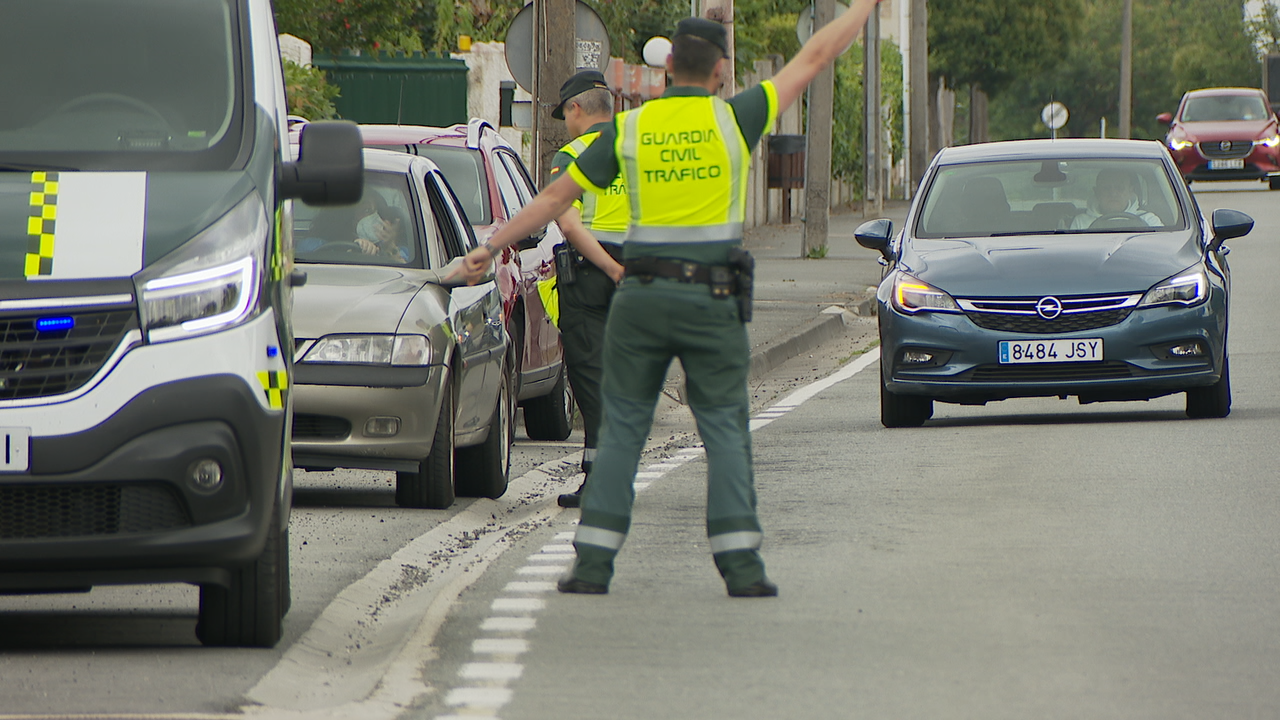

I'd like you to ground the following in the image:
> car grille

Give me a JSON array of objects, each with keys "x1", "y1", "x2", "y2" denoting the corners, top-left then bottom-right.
[
  {"x1": 958, "y1": 294, "x2": 1139, "y2": 334},
  {"x1": 293, "y1": 414, "x2": 352, "y2": 440},
  {"x1": 0, "y1": 308, "x2": 137, "y2": 400},
  {"x1": 968, "y1": 361, "x2": 1135, "y2": 383},
  {"x1": 0, "y1": 483, "x2": 191, "y2": 540},
  {"x1": 1198, "y1": 140, "x2": 1252, "y2": 159}
]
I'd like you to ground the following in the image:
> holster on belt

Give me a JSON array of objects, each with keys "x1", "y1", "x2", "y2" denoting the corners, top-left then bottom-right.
[
  {"x1": 553, "y1": 243, "x2": 577, "y2": 286},
  {"x1": 728, "y1": 247, "x2": 755, "y2": 323},
  {"x1": 623, "y1": 251, "x2": 756, "y2": 323}
]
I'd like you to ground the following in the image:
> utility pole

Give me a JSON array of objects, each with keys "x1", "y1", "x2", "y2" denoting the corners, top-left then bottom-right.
[
  {"x1": 908, "y1": 0, "x2": 928, "y2": 195},
  {"x1": 534, "y1": 0, "x2": 576, "y2": 184},
  {"x1": 702, "y1": 0, "x2": 736, "y2": 96},
  {"x1": 1119, "y1": 0, "x2": 1133, "y2": 139},
  {"x1": 863, "y1": 6, "x2": 882, "y2": 216},
  {"x1": 802, "y1": 0, "x2": 836, "y2": 258}
]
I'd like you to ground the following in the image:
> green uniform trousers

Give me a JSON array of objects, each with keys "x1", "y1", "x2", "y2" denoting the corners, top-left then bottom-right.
[
  {"x1": 571, "y1": 277, "x2": 768, "y2": 591},
  {"x1": 558, "y1": 251, "x2": 618, "y2": 472}
]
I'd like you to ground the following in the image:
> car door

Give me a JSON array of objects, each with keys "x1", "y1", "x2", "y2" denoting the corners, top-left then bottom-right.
[{"x1": 423, "y1": 169, "x2": 505, "y2": 436}]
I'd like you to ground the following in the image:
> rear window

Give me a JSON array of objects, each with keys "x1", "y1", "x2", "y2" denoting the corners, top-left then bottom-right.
[
  {"x1": 915, "y1": 158, "x2": 1186, "y2": 238},
  {"x1": 294, "y1": 170, "x2": 423, "y2": 268},
  {"x1": 415, "y1": 146, "x2": 492, "y2": 226}
]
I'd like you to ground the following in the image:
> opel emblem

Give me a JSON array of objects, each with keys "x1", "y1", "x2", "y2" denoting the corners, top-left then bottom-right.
[
  {"x1": 1036, "y1": 296, "x2": 1063, "y2": 319},
  {"x1": 1220, "y1": 140, "x2": 1231, "y2": 152}
]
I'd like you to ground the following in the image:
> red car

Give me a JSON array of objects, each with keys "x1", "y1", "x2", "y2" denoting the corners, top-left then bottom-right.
[
  {"x1": 1157, "y1": 87, "x2": 1280, "y2": 190},
  {"x1": 361, "y1": 121, "x2": 574, "y2": 440}
]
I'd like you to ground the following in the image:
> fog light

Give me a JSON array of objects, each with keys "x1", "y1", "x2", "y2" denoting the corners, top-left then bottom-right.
[
  {"x1": 187, "y1": 458, "x2": 224, "y2": 492},
  {"x1": 364, "y1": 417, "x2": 401, "y2": 437},
  {"x1": 1168, "y1": 341, "x2": 1206, "y2": 358},
  {"x1": 902, "y1": 350, "x2": 935, "y2": 364}
]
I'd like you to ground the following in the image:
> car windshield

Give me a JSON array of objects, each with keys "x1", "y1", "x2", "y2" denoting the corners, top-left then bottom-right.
[
  {"x1": 295, "y1": 171, "x2": 423, "y2": 268},
  {"x1": 915, "y1": 158, "x2": 1185, "y2": 238},
  {"x1": 1181, "y1": 94, "x2": 1270, "y2": 122},
  {"x1": 414, "y1": 146, "x2": 491, "y2": 226},
  {"x1": 0, "y1": 0, "x2": 243, "y2": 171}
]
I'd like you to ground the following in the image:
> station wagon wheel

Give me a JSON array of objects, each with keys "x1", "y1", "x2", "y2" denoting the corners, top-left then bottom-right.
[
  {"x1": 880, "y1": 378, "x2": 932, "y2": 428},
  {"x1": 396, "y1": 379, "x2": 456, "y2": 509},
  {"x1": 455, "y1": 356, "x2": 514, "y2": 499}
]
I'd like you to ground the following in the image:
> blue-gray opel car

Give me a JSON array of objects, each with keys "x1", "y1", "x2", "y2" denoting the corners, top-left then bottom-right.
[{"x1": 856, "y1": 139, "x2": 1253, "y2": 427}]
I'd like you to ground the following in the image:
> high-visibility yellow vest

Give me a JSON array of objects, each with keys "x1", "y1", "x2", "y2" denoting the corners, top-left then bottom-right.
[
  {"x1": 560, "y1": 132, "x2": 629, "y2": 245},
  {"x1": 615, "y1": 94, "x2": 753, "y2": 244}
]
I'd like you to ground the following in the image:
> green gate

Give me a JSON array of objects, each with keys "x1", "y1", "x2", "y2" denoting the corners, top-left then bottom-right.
[{"x1": 313, "y1": 51, "x2": 468, "y2": 126}]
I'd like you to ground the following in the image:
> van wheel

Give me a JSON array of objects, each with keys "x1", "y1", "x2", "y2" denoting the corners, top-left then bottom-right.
[
  {"x1": 196, "y1": 505, "x2": 287, "y2": 648},
  {"x1": 880, "y1": 379, "x2": 932, "y2": 428},
  {"x1": 523, "y1": 366, "x2": 575, "y2": 441},
  {"x1": 396, "y1": 385, "x2": 456, "y2": 508},
  {"x1": 1186, "y1": 355, "x2": 1231, "y2": 418},
  {"x1": 456, "y1": 358, "x2": 514, "y2": 498}
]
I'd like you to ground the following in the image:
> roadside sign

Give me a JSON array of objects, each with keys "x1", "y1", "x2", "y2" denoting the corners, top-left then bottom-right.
[{"x1": 1041, "y1": 102, "x2": 1069, "y2": 130}]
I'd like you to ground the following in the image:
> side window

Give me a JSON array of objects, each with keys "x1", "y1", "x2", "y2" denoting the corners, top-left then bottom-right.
[
  {"x1": 499, "y1": 151, "x2": 538, "y2": 202},
  {"x1": 426, "y1": 172, "x2": 468, "y2": 259},
  {"x1": 490, "y1": 150, "x2": 525, "y2": 219},
  {"x1": 438, "y1": 174, "x2": 480, "y2": 252},
  {"x1": 417, "y1": 173, "x2": 448, "y2": 269}
]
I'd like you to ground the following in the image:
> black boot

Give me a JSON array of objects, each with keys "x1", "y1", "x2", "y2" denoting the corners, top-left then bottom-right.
[{"x1": 557, "y1": 482, "x2": 586, "y2": 508}]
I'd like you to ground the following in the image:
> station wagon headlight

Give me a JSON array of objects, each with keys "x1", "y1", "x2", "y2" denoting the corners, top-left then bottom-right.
[
  {"x1": 1168, "y1": 138, "x2": 1194, "y2": 151},
  {"x1": 1139, "y1": 268, "x2": 1208, "y2": 308},
  {"x1": 301, "y1": 334, "x2": 432, "y2": 366},
  {"x1": 136, "y1": 193, "x2": 266, "y2": 342},
  {"x1": 891, "y1": 273, "x2": 961, "y2": 314}
]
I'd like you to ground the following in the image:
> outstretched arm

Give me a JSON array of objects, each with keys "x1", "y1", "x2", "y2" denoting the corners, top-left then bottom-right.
[{"x1": 770, "y1": 0, "x2": 883, "y2": 114}]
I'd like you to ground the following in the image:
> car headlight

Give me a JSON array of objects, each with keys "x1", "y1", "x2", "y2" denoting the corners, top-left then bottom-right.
[
  {"x1": 1139, "y1": 268, "x2": 1208, "y2": 308},
  {"x1": 1168, "y1": 138, "x2": 1194, "y2": 152},
  {"x1": 1256, "y1": 135, "x2": 1280, "y2": 148},
  {"x1": 136, "y1": 193, "x2": 266, "y2": 342},
  {"x1": 301, "y1": 334, "x2": 432, "y2": 366},
  {"x1": 891, "y1": 273, "x2": 961, "y2": 314}
]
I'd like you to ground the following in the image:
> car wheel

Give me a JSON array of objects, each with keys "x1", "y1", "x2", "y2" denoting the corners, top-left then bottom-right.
[
  {"x1": 1186, "y1": 355, "x2": 1231, "y2": 419},
  {"x1": 523, "y1": 364, "x2": 575, "y2": 441},
  {"x1": 455, "y1": 357, "x2": 514, "y2": 499},
  {"x1": 1269, "y1": 176, "x2": 1280, "y2": 191},
  {"x1": 196, "y1": 502, "x2": 287, "y2": 648},
  {"x1": 880, "y1": 378, "x2": 932, "y2": 428},
  {"x1": 396, "y1": 382, "x2": 456, "y2": 509}
]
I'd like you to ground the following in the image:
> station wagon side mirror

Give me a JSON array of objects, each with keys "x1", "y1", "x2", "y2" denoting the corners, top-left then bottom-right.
[
  {"x1": 1208, "y1": 208, "x2": 1253, "y2": 251},
  {"x1": 1156, "y1": 112, "x2": 1173, "y2": 125},
  {"x1": 281, "y1": 121, "x2": 365, "y2": 206},
  {"x1": 854, "y1": 219, "x2": 894, "y2": 261}
]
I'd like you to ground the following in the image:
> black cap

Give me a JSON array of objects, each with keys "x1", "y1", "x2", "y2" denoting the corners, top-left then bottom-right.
[
  {"x1": 551, "y1": 70, "x2": 611, "y2": 120},
  {"x1": 673, "y1": 17, "x2": 729, "y2": 58}
]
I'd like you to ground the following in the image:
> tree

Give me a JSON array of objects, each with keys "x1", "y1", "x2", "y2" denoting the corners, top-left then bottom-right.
[{"x1": 273, "y1": 0, "x2": 420, "y2": 54}]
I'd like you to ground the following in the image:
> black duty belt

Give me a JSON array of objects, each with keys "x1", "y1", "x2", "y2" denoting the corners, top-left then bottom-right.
[{"x1": 623, "y1": 257, "x2": 729, "y2": 285}]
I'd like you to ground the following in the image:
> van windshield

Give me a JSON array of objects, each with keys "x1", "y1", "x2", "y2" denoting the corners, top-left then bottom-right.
[{"x1": 0, "y1": 0, "x2": 242, "y2": 170}]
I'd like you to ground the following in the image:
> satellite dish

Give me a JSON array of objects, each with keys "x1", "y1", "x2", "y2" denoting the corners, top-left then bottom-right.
[
  {"x1": 643, "y1": 36, "x2": 672, "y2": 69},
  {"x1": 504, "y1": 1, "x2": 612, "y2": 94},
  {"x1": 796, "y1": 1, "x2": 850, "y2": 44}
]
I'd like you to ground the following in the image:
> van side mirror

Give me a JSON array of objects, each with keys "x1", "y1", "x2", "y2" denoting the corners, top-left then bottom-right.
[
  {"x1": 1209, "y1": 208, "x2": 1253, "y2": 250},
  {"x1": 855, "y1": 218, "x2": 894, "y2": 260},
  {"x1": 1156, "y1": 112, "x2": 1173, "y2": 125},
  {"x1": 281, "y1": 121, "x2": 364, "y2": 206}
]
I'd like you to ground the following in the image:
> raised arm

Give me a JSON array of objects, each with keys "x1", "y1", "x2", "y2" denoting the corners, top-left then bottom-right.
[{"x1": 770, "y1": 0, "x2": 883, "y2": 114}]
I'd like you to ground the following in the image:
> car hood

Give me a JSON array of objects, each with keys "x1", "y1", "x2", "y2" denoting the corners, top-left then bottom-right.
[
  {"x1": 1174, "y1": 119, "x2": 1275, "y2": 141},
  {"x1": 903, "y1": 232, "x2": 1204, "y2": 298},
  {"x1": 293, "y1": 264, "x2": 427, "y2": 337}
]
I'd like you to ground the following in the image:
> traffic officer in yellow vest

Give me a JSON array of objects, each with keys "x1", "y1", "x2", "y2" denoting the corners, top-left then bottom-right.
[
  {"x1": 547, "y1": 70, "x2": 628, "y2": 508},
  {"x1": 452, "y1": 0, "x2": 884, "y2": 597}
]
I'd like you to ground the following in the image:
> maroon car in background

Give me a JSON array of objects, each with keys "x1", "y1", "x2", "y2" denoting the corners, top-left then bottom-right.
[
  {"x1": 361, "y1": 121, "x2": 574, "y2": 440},
  {"x1": 1158, "y1": 87, "x2": 1280, "y2": 189}
]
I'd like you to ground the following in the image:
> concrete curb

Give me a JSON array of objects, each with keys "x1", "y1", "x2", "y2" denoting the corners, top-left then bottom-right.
[{"x1": 748, "y1": 311, "x2": 849, "y2": 384}]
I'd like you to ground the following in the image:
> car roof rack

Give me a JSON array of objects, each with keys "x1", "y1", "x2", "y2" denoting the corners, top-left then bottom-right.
[{"x1": 466, "y1": 118, "x2": 496, "y2": 150}]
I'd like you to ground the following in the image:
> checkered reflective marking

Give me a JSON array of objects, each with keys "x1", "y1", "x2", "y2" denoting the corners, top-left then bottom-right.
[
  {"x1": 25, "y1": 171, "x2": 59, "y2": 277},
  {"x1": 256, "y1": 370, "x2": 288, "y2": 409}
]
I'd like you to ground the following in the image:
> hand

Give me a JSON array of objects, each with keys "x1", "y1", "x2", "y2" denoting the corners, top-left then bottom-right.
[
  {"x1": 605, "y1": 259, "x2": 625, "y2": 284},
  {"x1": 446, "y1": 247, "x2": 495, "y2": 285},
  {"x1": 355, "y1": 237, "x2": 379, "y2": 254}
]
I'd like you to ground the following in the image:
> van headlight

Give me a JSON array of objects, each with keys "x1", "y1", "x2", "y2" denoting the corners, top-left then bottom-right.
[
  {"x1": 136, "y1": 193, "x2": 267, "y2": 342},
  {"x1": 1139, "y1": 268, "x2": 1208, "y2": 308},
  {"x1": 301, "y1": 335, "x2": 432, "y2": 366}
]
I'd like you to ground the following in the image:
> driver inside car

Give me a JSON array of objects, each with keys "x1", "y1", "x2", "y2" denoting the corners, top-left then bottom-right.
[
  {"x1": 355, "y1": 195, "x2": 411, "y2": 263},
  {"x1": 1069, "y1": 168, "x2": 1161, "y2": 230}
]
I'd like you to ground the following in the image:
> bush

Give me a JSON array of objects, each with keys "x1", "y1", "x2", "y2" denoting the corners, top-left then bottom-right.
[{"x1": 283, "y1": 58, "x2": 339, "y2": 120}]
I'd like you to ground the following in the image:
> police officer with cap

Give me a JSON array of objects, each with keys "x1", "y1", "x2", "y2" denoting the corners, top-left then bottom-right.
[
  {"x1": 452, "y1": 0, "x2": 884, "y2": 598},
  {"x1": 547, "y1": 70, "x2": 628, "y2": 508}
]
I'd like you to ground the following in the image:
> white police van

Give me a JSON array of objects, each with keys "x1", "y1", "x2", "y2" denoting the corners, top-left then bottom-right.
[{"x1": 0, "y1": 0, "x2": 362, "y2": 646}]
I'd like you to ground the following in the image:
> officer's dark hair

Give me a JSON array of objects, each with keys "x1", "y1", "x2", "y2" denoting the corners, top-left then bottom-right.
[
  {"x1": 671, "y1": 34, "x2": 723, "y2": 81},
  {"x1": 570, "y1": 87, "x2": 614, "y2": 117}
]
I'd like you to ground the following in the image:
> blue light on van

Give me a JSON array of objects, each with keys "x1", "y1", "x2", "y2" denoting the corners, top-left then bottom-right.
[{"x1": 36, "y1": 316, "x2": 75, "y2": 332}]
